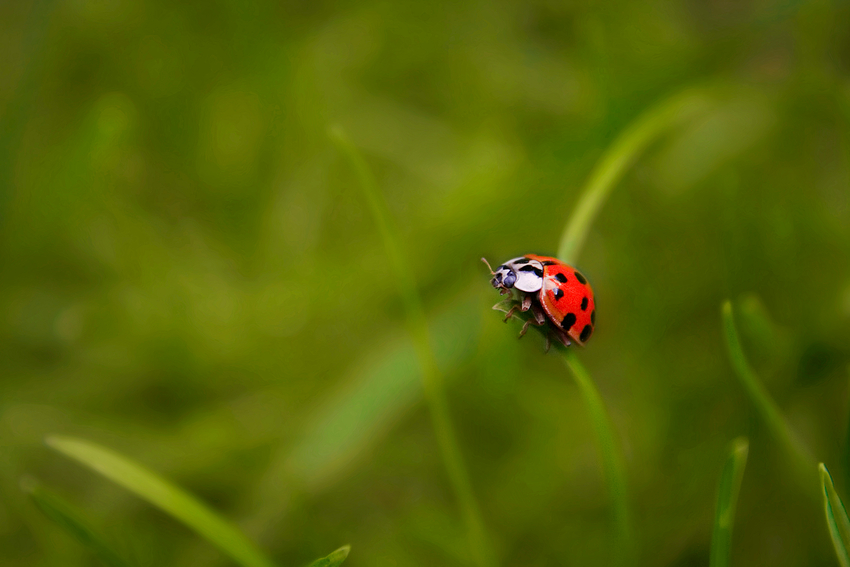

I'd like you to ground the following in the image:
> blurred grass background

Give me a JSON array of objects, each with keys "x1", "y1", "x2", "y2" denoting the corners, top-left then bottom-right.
[{"x1": 2, "y1": 0, "x2": 850, "y2": 565}]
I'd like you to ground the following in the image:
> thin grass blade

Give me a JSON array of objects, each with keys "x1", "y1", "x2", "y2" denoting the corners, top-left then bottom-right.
[
  {"x1": 721, "y1": 301, "x2": 814, "y2": 488},
  {"x1": 709, "y1": 437, "x2": 749, "y2": 567},
  {"x1": 331, "y1": 127, "x2": 494, "y2": 567},
  {"x1": 821, "y1": 463, "x2": 850, "y2": 567},
  {"x1": 844, "y1": 365, "x2": 850, "y2": 502},
  {"x1": 21, "y1": 477, "x2": 130, "y2": 567},
  {"x1": 306, "y1": 545, "x2": 350, "y2": 567},
  {"x1": 557, "y1": 88, "x2": 711, "y2": 264},
  {"x1": 45, "y1": 436, "x2": 276, "y2": 567},
  {"x1": 284, "y1": 290, "x2": 479, "y2": 492},
  {"x1": 562, "y1": 350, "x2": 632, "y2": 566},
  {"x1": 549, "y1": 91, "x2": 715, "y2": 565}
]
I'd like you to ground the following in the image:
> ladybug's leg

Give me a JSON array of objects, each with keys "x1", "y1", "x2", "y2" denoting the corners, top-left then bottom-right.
[
  {"x1": 530, "y1": 302, "x2": 547, "y2": 325},
  {"x1": 519, "y1": 318, "x2": 535, "y2": 337},
  {"x1": 521, "y1": 293, "x2": 533, "y2": 312},
  {"x1": 550, "y1": 326, "x2": 572, "y2": 348},
  {"x1": 518, "y1": 303, "x2": 548, "y2": 338},
  {"x1": 502, "y1": 304, "x2": 519, "y2": 322}
]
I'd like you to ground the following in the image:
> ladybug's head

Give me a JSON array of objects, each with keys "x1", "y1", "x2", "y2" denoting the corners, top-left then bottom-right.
[
  {"x1": 482, "y1": 256, "x2": 545, "y2": 295},
  {"x1": 482, "y1": 257, "x2": 517, "y2": 295},
  {"x1": 481, "y1": 258, "x2": 517, "y2": 295},
  {"x1": 491, "y1": 264, "x2": 517, "y2": 290}
]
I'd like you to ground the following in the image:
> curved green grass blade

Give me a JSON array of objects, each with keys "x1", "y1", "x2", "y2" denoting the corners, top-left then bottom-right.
[
  {"x1": 821, "y1": 463, "x2": 850, "y2": 567},
  {"x1": 721, "y1": 301, "x2": 814, "y2": 487},
  {"x1": 331, "y1": 127, "x2": 494, "y2": 567},
  {"x1": 844, "y1": 365, "x2": 850, "y2": 502},
  {"x1": 21, "y1": 477, "x2": 129, "y2": 567},
  {"x1": 306, "y1": 545, "x2": 350, "y2": 567},
  {"x1": 548, "y1": 89, "x2": 714, "y2": 567},
  {"x1": 562, "y1": 350, "x2": 632, "y2": 566},
  {"x1": 45, "y1": 436, "x2": 276, "y2": 567},
  {"x1": 709, "y1": 438, "x2": 749, "y2": 567},
  {"x1": 557, "y1": 87, "x2": 711, "y2": 264}
]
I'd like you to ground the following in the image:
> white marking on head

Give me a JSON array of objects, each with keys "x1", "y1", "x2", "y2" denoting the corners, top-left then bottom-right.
[{"x1": 503, "y1": 257, "x2": 543, "y2": 292}]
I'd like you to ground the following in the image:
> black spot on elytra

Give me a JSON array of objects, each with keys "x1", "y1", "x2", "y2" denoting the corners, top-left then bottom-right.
[
  {"x1": 579, "y1": 324, "x2": 592, "y2": 342},
  {"x1": 574, "y1": 271, "x2": 587, "y2": 284},
  {"x1": 519, "y1": 265, "x2": 543, "y2": 277},
  {"x1": 591, "y1": 309, "x2": 596, "y2": 325},
  {"x1": 561, "y1": 312, "x2": 577, "y2": 330},
  {"x1": 541, "y1": 260, "x2": 556, "y2": 266},
  {"x1": 513, "y1": 258, "x2": 530, "y2": 265},
  {"x1": 581, "y1": 297, "x2": 588, "y2": 311},
  {"x1": 554, "y1": 272, "x2": 568, "y2": 283},
  {"x1": 553, "y1": 288, "x2": 564, "y2": 300}
]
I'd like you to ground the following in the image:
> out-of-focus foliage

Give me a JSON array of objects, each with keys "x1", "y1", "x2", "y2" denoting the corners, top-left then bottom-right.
[
  {"x1": 46, "y1": 435, "x2": 277, "y2": 567},
  {"x1": 307, "y1": 545, "x2": 350, "y2": 567},
  {"x1": 22, "y1": 478, "x2": 129, "y2": 567},
  {"x1": 1, "y1": 0, "x2": 849, "y2": 566},
  {"x1": 821, "y1": 463, "x2": 850, "y2": 567},
  {"x1": 709, "y1": 437, "x2": 748, "y2": 567}
]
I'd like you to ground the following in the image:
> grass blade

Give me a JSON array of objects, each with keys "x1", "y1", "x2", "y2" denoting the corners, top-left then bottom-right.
[
  {"x1": 21, "y1": 477, "x2": 130, "y2": 567},
  {"x1": 843, "y1": 365, "x2": 850, "y2": 503},
  {"x1": 721, "y1": 301, "x2": 814, "y2": 486},
  {"x1": 331, "y1": 127, "x2": 494, "y2": 567},
  {"x1": 284, "y1": 291, "x2": 479, "y2": 492},
  {"x1": 306, "y1": 545, "x2": 350, "y2": 567},
  {"x1": 557, "y1": 88, "x2": 711, "y2": 264},
  {"x1": 710, "y1": 438, "x2": 749, "y2": 567},
  {"x1": 821, "y1": 463, "x2": 850, "y2": 567},
  {"x1": 45, "y1": 436, "x2": 276, "y2": 567},
  {"x1": 551, "y1": 90, "x2": 711, "y2": 565},
  {"x1": 562, "y1": 350, "x2": 632, "y2": 566}
]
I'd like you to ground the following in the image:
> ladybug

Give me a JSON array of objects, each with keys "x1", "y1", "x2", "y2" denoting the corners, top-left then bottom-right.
[{"x1": 483, "y1": 254, "x2": 596, "y2": 349}]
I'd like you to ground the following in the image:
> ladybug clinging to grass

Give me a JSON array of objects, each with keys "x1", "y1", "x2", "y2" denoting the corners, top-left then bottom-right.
[{"x1": 483, "y1": 254, "x2": 595, "y2": 350}]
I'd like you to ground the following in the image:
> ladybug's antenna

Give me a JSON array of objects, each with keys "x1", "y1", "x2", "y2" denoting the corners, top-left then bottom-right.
[{"x1": 481, "y1": 257, "x2": 495, "y2": 274}]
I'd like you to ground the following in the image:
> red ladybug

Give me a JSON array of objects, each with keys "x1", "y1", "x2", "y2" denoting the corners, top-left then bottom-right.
[{"x1": 483, "y1": 254, "x2": 595, "y2": 349}]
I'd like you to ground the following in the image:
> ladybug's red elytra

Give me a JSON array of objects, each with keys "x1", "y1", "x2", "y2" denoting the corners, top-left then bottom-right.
[{"x1": 483, "y1": 254, "x2": 595, "y2": 350}]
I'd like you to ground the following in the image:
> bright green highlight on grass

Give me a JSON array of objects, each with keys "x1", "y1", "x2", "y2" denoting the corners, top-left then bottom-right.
[
  {"x1": 307, "y1": 545, "x2": 351, "y2": 567},
  {"x1": 557, "y1": 88, "x2": 711, "y2": 264},
  {"x1": 562, "y1": 350, "x2": 632, "y2": 565},
  {"x1": 46, "y1": 436, "x2": 276, "y2": 567},
  {"x1": 330, "y1": 127, "x2": 494, "y2": 567},
  {"x1": 721, "y1": 302, "x2": 814, "y2": 486},
  {"x1": 821, "y1": 463, "x2": 850, "y2": 567},
  {"x1": 21, "y1": 478, "x2": 129, "y2": 567},
  {"x1": 710, "y1": 437, "x2": 748, "y2": 567}
]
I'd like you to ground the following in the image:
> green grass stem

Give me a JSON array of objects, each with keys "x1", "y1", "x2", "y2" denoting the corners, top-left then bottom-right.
[
  {"x1": 557, "y1": 88, "x2": 711, "y2": 264},
  {"x1": 46, "y1": 436, "x2": 276, "y2": 567},
  {"x1": 330, "y1": 127, "x2": 494, "y2": 567},
  {"x1": 709, "y1": 437, "x2": 749, "y2": 567},
  {"x1": 21, "y1": 477, "x2": 129, "y2": 567},
  {"x1": 844, "y1": 365, "x2": 850, "y2": 500},
  {"x1": 306, "y1": 545, "x2": 350, "y2": 567},
  {"x1": 562, "y1": 350, "x2": 632, "y2": 566},
  {"x1": 552, "y1": 87, "x2": 711, "y2": 565},
  {"x1": 821, "y1": 463, "x2": 850, "y2": 567},
  {"x1": 721, "y1": 302, "x2": 814, "y2": 487}
]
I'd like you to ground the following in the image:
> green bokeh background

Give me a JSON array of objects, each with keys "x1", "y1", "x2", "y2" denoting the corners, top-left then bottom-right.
[{"x1": 2, "y1": 0, "x2": 850, "y2": 565}]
